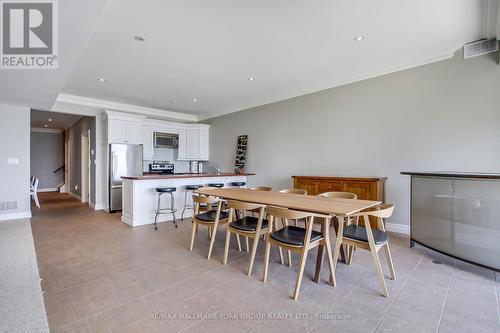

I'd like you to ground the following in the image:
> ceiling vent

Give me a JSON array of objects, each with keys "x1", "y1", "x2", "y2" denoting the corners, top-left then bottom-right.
[{"x1": 464, "y1": 38, "x2": 498, "y2": 59}]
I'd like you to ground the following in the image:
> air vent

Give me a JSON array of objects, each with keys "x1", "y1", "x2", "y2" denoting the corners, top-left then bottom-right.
[
  {"x1": 464, "y1": 38, "x2": 498, "y2": 59},
  {"x1": 0, "y1": 201, "x2": 18, "y2": 211}
]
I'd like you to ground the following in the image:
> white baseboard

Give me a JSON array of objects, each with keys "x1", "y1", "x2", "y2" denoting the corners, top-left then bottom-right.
[
  {"x1": 385, "y1": 222, "x2": 410, "y2": 235},
  {"x1": 0, "y1": 211, "x2": 32, "y2": 221},
  {"x1": 37, "y1": 188, "x2": 58, "y2": 193}
]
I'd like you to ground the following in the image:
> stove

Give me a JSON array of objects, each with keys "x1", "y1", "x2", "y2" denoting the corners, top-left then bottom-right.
[{"x1": 148, "y1": 161, "x2": 174, "y2": 174}]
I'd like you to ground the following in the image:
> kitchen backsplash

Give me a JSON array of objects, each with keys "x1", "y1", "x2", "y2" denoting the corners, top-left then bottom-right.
[{"x1": 143, "y1": 147, "x2": 190, "y2": 173}]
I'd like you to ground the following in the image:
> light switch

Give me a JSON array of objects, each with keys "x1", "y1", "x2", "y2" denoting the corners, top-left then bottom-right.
[{"x1": 7, "y1": 158, "x2": 19, "y2": 165}]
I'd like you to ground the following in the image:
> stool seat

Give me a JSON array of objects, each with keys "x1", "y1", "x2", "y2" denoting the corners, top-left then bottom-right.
[
  {"x1": 230, "y1": 182, "x2": 246, "y2": 187},
  {"x1": 270, "y1": 226, "x2": 323, "y2": 247},
  {"x1": 207, "y1": 183, "x2": 224, "y2": 188},
  {"x1": 195, "y1": 210, "x2": 229, "y2": 222},
  {"x1": 185, "y1": 184, "x2": 203, "y2": 190},
  {"x1": 343, "y1": 225, "x2": 389, "y2": 245},
  {"x1": 230, "y1": 216, "x2": 268, "y2": 232},
  {"x1": 156, "y1": 187, "x2": 176, "y2": 193}
]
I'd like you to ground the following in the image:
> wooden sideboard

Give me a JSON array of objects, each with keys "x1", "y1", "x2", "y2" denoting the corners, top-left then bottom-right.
[{"x1": 292, "y1": 175, "x2": 387, "y2": 226}]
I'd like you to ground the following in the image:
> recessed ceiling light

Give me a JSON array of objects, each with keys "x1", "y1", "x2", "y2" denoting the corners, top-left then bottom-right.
[
  {"x1": 354, "y1": 36, "x2": 364, "y2": 41},
  {"x1": 44, "y1": 124, "x2": 48, "y2": 128},
  {"x1": 193, "y1": 98, "x2": 198, "y2": 102},
  {"x1": 98, "y1": 77, "x2": 106, "y2": 82},
  {"x1": 248, "y1": 77, "x2": 254, "y2": 81},
  {"x1": 48, "y1": 118, "x2": 52, "y2": 122},
  {"x1": 134, "y1": 36, "x2": 145, "y2": 42},
  {"x1": 170, "y1": 100, "x2": 177, "y2": 104}
]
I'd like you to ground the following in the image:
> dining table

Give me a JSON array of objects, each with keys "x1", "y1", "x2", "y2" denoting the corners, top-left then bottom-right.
[{"x1": 196, "y1": 187, "x2": 381, "y2": 283}]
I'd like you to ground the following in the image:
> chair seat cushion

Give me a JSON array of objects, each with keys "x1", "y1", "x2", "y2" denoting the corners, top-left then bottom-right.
[
  {"x1": 185, "y1": 185, "x2": 202, "y2": 190},
  {"x1": 156, "y1": 187, "x2": 176, "y2": 193},
  {"x1": 207, "y1": 183, "x2": 224, "y2": 188},
  {"x1": 230, "y1": 216, "x2": 268, "y2": 232},
  {"x1": 343, "y1": 225, "x2": 389, "y2": 245},
  {"x1": 195, "y1": 210, "x2": 229, "y2": 222},
  {"x1": 270, "y1": 226, "x2": 323, "y2": 246}
]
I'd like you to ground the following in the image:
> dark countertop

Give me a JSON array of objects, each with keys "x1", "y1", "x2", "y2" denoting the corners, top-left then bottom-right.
[
  {"x1": 401, "y1": 171, "x2": 500, "y2": 179},
  {"x1": 122, "y1": 173, "x2": 255, "y2": 180}
]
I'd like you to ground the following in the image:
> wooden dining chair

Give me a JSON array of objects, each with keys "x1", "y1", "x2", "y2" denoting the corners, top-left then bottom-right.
[
  {"x1": 223, "y1": 200, "x2": 268, "y2": 276},
  {"x1": 189, "y1": 195, "x2": 229, "y2": 259},
  {"x1": 317, "y1": 191, "x2": 357, "y2": 262},
  {"x1": 279, "y1": 188, "x2": 307, "y2": 195},
  {"x1": 332, "y1": 204, "x2": 396, "y2": 297},
  {"x1": 249, "y1": 186, "x2": 272, "y2": 191},
  {"x1": 263, "y1": 207, "x2": 335, "y2": 300}
]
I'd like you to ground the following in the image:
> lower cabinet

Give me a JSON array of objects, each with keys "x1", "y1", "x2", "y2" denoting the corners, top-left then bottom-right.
[{"x1": 292, "y1": 175, "x2": 387, "y2": 227}]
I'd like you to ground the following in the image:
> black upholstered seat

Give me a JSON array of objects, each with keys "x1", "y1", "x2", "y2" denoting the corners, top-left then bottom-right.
[
  {"x1": 230, "y1": 182, "x2": 246, "y2": 187},
  {"x1": 230, "y1": 216, "x2": 268, "y2": 232},
  {"x1": 343, "y1": 225, "x2": 389, "y2": 245},
  {"x1": 270, "y1": 226, "x2": 323, "y2": 246},
  {"x1": 185, "y1": 184, "x2": 203, "y2": 190},
  {"x1": 207, "y1": 183, "x2": 224, "y2": 188},
  {"x1": 195, "y1": 210, "x2": 229, "y2": 222},
  {"x1": 156, "y1": 187, "x2": 176, "y2": 193}
]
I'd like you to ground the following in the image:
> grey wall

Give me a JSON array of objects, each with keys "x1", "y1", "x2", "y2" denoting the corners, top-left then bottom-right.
[
  {"x1": 207, "y1": 52, "x2": 500, "y2": 228},
  {"x1": 67, "y1": 117, "x2": 96, "y2": 203},
  {"x1": 0, "y1": 105, "x2": 31, "y2": 217},
  {"x1": 30, "y1": 131, "x2": 64, "y2": 190}
]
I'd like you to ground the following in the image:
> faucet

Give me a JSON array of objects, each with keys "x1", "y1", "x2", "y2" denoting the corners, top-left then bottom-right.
[{"x1": 209, "y1": 164, "x2": 221, "y2": 174}]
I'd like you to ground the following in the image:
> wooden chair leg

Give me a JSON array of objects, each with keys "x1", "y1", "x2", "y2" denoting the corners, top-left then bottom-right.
[
  {"x1": 287, "y1": 250, "x2": 292, "y2": 267},
  {"x1": 278, "y1": 247, "x2": 284, "y2": 265},
  {"x1": 189, "y1": 221, "x2": 197, "y2": 251},
  {"x1": 207, "y1": 222, "x2": 219, "y2": 260},
  {"x1": 347, "y1": 245, "x2": 354, "y2": 265},
  {"x1": 245, "y1": 237, "x2": 250, "y2": 252},
  {"x1": 331, "y1": 217, "x2": 344, "y2": 275},
  {"x1": 370, "y1": 246, "x2": 389, "y2": 297},
  {"x1": 223, "y1": 229, "x2": 231, "y2": 265},
  {"x1": 247, "y1": 235, "x2": 259, "y2": 276},
  {"x1": 293, "y1": 248, "x2": 309, "y2": 301},
  {"x1": 236, "y1": 234, "x2": 242, "y2": 251},
  {"x1": 384, "y1": 243, "x2": 396, "y2": 280},
  {"x1": 263, "y1": 240, "x2": 271, "y2": 283}
]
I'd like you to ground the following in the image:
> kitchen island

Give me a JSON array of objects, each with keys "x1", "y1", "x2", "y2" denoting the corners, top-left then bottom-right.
[{"x1": 121, "y1": 173, "x2": 253, "y2": 227}]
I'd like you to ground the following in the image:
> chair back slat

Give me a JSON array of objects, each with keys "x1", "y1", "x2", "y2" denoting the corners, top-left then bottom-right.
[
  {"x1": 226, "y1": 200, "x2": 264, "y2": 211},
  {"x1": 279, "y1": 188, "x2": 307, "y2": 195},
  {"x1": 318, "y1": 191, "x2": 357, "y2": 199},
  {"x1": 250, "y1": 186, "x2": 272, "y2": 191},
  {"x1": 266, "y1": 206, "x2": 312, "y2": 220}
]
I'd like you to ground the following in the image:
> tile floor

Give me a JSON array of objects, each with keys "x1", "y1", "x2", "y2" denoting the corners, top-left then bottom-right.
[{"x1": 31, "y1": 193, "x2": 500, "y2": 333}]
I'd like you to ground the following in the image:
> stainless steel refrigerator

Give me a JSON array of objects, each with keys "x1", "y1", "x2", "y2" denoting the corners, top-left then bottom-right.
[{"x1": 109, "y1": 143, "x2": 143, "y2": 212}]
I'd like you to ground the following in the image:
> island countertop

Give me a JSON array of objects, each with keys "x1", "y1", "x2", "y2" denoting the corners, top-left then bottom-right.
[{"x1": 122, "y1": 172, "x2": 255, "y2": 180}]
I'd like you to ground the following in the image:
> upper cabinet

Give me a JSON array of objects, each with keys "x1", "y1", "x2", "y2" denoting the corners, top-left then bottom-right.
[
  {"x1": 104, "y1": 111, "x2": 209, "y2": 161},
  {"x1": 177, "y1": 125, "x2": 209, "y2": 161},
  {"x1": 106, "y1": 112, "x2": 145, "y2": 145}
]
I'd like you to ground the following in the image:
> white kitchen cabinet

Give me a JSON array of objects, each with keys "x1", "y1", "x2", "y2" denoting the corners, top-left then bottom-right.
[
  {"x1": 108, "y1": 118, "x2": 143, "y2": 144},
  {"x1": 108, "y1": 119, "x2": 127, "y2": 143},
  {"x1": 177, "y1": 126, "x2": 209, "y2": 161},
  {"x1": 126, "y1": 121, "x2": 143, "y2": 144},
  {"x1": 142, "y1": 125, "x2": 154, "y2": 159}
]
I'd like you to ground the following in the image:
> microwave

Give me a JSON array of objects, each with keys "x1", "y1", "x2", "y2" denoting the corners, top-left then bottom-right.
[{"x1": 153, "y1": 132, "x2": 179, "y2": 148}]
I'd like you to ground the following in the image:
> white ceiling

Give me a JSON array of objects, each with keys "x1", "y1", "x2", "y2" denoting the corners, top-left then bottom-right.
[
  {"x1": 62, "y1": 0, "x2": 484, "y2": 120},
  {"x1": 31, "y1": 110, "x2": 82, "y2": 130},
  {"x1": 0, "y1": 0, "x2": 109, "y2": 110}
]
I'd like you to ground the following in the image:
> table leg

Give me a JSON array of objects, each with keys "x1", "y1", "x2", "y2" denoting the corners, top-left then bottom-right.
[
  {"x1": 314, "y1": 218, "x2": 326, "y2": 283},
  {"x1": 333, "y1": 217, "x2": 347, "y2": 263}
]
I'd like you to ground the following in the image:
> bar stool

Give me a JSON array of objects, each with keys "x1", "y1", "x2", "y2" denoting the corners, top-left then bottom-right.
[
  {"x1": 181, "y1": 184, "x2": 203, "y2": 221},
  {"x1": 230, "y1": 181, "x2": 246, "y2": 188},
  {"x1": 154, "y1": 187, "x2": 177, "y2": 230}
]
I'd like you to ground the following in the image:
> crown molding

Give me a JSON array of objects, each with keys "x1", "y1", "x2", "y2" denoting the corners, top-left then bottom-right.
[
  {"x1": 31, "y1": 127, "x2": 64, "y2": 134},
  {"x1": 56, "y1": 94, "x2": 199, "y2": 122}
]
